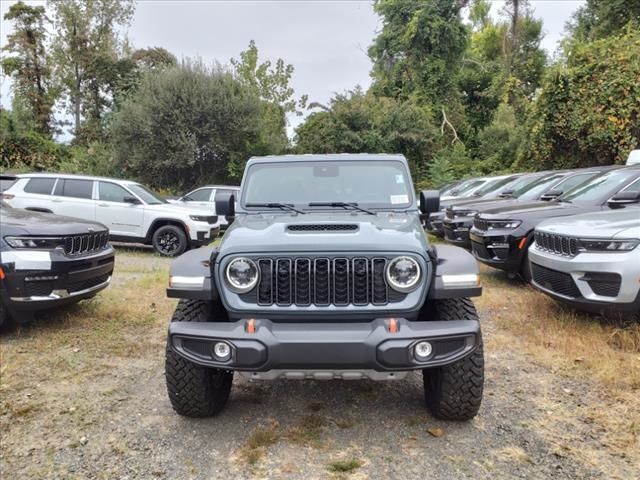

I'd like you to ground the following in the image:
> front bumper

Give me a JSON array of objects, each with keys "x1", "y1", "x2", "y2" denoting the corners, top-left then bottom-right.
[
  {"x1": 192, "y1": 225, "x2": 220, "y2": 246},
  {"x1": 528, "y1": 246, "x2": 640, "y2": 313},
  {"x1": 168, "y1": 317, "x2": 481, "y2": 372},
  {"x1": 0, "y1": 247, "x2": 115, "y2": 321},
  {"x1": 469, "y1": 229, "x2": 527, "y2": 273},
  {"x1": 425, "y1": 213, "x2": 445, "y2": 237}
]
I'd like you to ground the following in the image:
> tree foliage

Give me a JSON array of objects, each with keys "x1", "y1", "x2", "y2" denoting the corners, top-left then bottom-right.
[
  {"x1": 111, "y1": 61, "x2": 262, "y2": 189},
  {"x1": 2, "y1": 1, "x2": 56, "y2": 136},
  {"x1": 567, "y1": 0, "x2": 640, "y2": 42},
  {"x1": 518, "y1": 29, "x2": 640, "y2": 170}
]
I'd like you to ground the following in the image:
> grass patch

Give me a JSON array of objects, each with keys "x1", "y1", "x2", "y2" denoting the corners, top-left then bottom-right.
[
  {"x1": 285, "y1": 414, "x2": 328, "y2": 446},
  {"x1": 237, "y1": 421, "x2": 280, "y2": 465},
  {"x1": 327, "y1": 458, "x2": 363, "y2": 473}
]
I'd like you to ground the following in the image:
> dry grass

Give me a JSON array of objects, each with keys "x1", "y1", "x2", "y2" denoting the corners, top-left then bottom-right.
[
  {"x1": 477, "y1": 265, "x2": 640, "y2": 469},
  {"x1": 327, "y1": 458, "x2": 363, "y2": 473}
]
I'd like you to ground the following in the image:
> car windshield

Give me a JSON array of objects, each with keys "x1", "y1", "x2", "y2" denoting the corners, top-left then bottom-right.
[
  {"x1": 473, "y1": 176, "x2": 518, "y2": 197},
  {"x1": 128, "y1": 184, "x2": 165, "y2": 205},
  {"x1": 559, "y1": 169, "x2": 640, "y2": 203},
  {"x1": 516, "y1": 174, "x2": 566, "y2": 200},
  {"x1": 242, "y1": 160, "x2": 413, "y2": 209},
  {"x1": 452, "y1": 179, "x2": 485, "y2": 196}
]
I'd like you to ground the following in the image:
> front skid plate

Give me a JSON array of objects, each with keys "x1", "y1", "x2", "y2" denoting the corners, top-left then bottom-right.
[{"x1": 168, "y1": 317, "x2": 481, "y2": 371}]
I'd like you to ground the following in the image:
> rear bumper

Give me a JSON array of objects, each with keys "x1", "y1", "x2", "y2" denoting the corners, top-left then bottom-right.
[{"x1": 168, "y1": 317, "x2": 481, "y2": 372}]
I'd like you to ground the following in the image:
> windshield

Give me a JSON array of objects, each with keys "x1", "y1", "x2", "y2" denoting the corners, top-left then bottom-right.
[
  {"x1": 559, "y1": 169, "x2": 640, "y2": 203},
  {"x1": 242, "y1": 161, "x2": 413, "y2": 208},
  {"x1": 128, "y1": 184, "x2": 165, "y2": 205},
  {"x1": 473, "y1": 176, "x2": 518, "y2": 197},
  {"x1": 516, "y1": 174, "x2": 566, "y2": 200},
  {"x1": 452, "y1": 179, "x2": 485, "y2": 196}
]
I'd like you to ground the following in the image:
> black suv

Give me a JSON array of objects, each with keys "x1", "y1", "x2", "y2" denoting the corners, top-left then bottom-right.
[
  {"x1": 0, "y1": 201, "x2": 115, "y2": 326},
  {"x1": 442, "y1": 167, "x2": 617, "y2": 249},
  {"x1": 469, "y1": 166, "x2": 640, "y2": 279},
  {"x1": 164, "y1": 154, "x2": 485, "y2": 420}
]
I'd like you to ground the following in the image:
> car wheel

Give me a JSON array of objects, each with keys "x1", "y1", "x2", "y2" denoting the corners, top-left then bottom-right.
[
  {"x1": 422, "y1": 298, "x2": 484, "y2": 421},
  {"x1": 152, "y1": 225, "x2": 188, "y2": 257},
  {"x1": 165, "y1": 299, "x2": 233, "y2": 417}
]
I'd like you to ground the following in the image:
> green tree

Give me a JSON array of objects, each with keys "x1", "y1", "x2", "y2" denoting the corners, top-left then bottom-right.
[
  {"x1": 518, "y1": 29, "x2": 640, "y2": 169},
  {"x1": 567, "y1": 0, "x2": 640, "y2": 42},
  {"x1": 49, "y1": 0, "x2": 135, "y2": 143},
  {"x1": 295, "y1": 88, "x2": 440, "y2": 181},
  {"x1": 368, "y1": 0, "x2": 469, "y2": 104},
  {"x1": 110, "y1": 60, "x2": 262, "y2": 189},
  {"x1": 2, "y1": 1, "x2": 55, "y2": 136},
  {"x1": 231, "y1": 40, "x2": 308, "y2": 155}
]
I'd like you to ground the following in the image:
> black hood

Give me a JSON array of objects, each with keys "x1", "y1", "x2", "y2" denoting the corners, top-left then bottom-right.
[
  {"x1": 0, "y1": 205, "x2": 108, "y2": 236},
  {"x1": 447, "y1": 197, "x2": 516, "y2": 211},
  {"x1": 478, "y1": 200, "x2": 604, "y2": 228}
]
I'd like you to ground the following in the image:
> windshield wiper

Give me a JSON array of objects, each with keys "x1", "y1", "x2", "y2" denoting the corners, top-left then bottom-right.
[
  {"x1": 245, "y1": 202, "x2": 306, "y2": 214},
  {"x1": 308, "y1": 202, "x2": 376, "y2": 215}
]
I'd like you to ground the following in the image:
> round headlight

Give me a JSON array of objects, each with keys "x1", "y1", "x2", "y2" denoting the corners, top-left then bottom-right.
[
  {"x1": 225, "y1": 257, "x2": 259, "y2": 293},
  {"x1": 386, "y1": 256, "x2": 421, "y2": 292}
]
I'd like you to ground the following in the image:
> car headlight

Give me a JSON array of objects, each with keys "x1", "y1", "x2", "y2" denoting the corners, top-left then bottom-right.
[
  {"x1": 385, "y1": 256, "x2": 421, "y2": 292},
  {"x1": 225, "y1": 257, "x2": 259, "y2": 293},
  {"x1": 190, "y1": 215, "x2": 217, "y2": 223},
  {"x1": 577, "y1": 239, "x2": 639, "y2": 252},
  {"x1": 4, "y1": 236, "x2": 64, "y2": 250},
  {"x1": 488, "y1": 220, "x2": 521, "y2": 230}
]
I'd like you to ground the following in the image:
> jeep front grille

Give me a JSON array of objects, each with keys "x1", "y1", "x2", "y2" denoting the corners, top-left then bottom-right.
[
  {"x1": 534, "y1": 231, "x2": 578, "y2": 257},
  {"x1": 64, "y1": 232, "x2": 110, "y2": 256},
  {"x1": 249, "y1": 256, "x2": 401, "y2": 306},
  {"x1": 473, "y1": 218, "x2": 488, "y2": 231}
]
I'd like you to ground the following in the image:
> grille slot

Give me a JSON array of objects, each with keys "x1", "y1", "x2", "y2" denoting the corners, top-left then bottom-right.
[
  {"x1": 287, "y1": 224, "x2": 358, "y2": 232},
  {"x1": 582, "y1": 272, "x2": 622, "y2": 297},
  {"x1": 247, "y1": 256, "x2": 403, "y2": 307},
  {"x1": 64, "y1": 232, "x2": 109, "y2": 256},
  {"x1": 473, "y1": 218, "x2": 489, "y2": 231},
  {"x1": 531, "y1": 263, "x2": 581, "y2": 298},
  {"x1": 534, "y1": 231, "x2": 578, "y2": 257}
]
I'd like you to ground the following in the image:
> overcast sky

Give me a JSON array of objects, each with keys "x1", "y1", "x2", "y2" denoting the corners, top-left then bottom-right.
[{"x1": 1, "y1": 0, "x2": 585, "y2": 137}]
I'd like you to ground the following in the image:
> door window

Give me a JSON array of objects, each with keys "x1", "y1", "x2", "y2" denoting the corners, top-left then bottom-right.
[
  {"x1": 99, "y1": 182, "x2": 132, "y2": 203},
  {"x1": 55, "y1": 179, "x2": 94, "y2": 199},
  {"x1": 24, "y1": 178, "x2": 56, "y2": 195},
  {"x1": 185, "y1": 188, "x2": 213, "y2": 201}
]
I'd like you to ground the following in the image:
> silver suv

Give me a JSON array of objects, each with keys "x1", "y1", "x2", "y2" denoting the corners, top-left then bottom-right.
[{"x1": 528, "y1": 207, "x2": 640, "y2": 317}]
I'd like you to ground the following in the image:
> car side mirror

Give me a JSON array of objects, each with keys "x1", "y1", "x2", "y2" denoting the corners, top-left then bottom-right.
[
  {"x1": 215, "y1": 191, "x2": 236, "y2": 223},
  {"x1": 608, "y1": 191, "x2": 640, "y2": 208},
  {"x1": 540, "y1": 189, "x2": 563, "y2": 201},
  {"x1": 498, "y1": 189, "x2": 515, "y2": 198},
  {"x1": 124, "y1": 196, "x2": 141, "y2": 205},
  {"x1": 420, "y1": 190, "x2": 440, "y2": 215}
]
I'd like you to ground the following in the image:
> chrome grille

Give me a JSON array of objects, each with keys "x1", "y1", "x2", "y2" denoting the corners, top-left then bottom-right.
[
  {"x1": 534, "y1": 231, "x2": 578, "y2": 257},
  {"x1": 473, "y1": 218, "x2": 489, "y2": 231},
  {"x1": 252, "y1": 256, "x2": 396, "y2": 306},
  {"x1": 64, "y1": 232, "x2": 109, "y2": 256}
]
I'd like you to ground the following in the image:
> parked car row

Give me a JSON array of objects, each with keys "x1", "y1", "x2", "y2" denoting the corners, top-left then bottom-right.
[
  {"x1": 0, "y1": 173, "x2": 240, "y2": 327},
  {"x1": 429, "y1": 160, "x2": 640, "y2": 319}
]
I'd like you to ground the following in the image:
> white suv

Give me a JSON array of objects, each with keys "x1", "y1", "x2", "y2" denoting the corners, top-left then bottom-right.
[
  {"x1": 2, "y1": 174, "x2": 220, "y2": 256},
  {"x1": 167, "y1": 184, "x2": 240, "y2": 228}
]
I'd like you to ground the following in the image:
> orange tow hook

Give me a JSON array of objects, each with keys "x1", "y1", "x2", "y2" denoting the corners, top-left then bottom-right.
[
  {"x1": 388, "y1": 318, "x2": 398, "y2": 334},
  {"x1": 246, "y1": 318, "x2": 256, "y2": 334}
]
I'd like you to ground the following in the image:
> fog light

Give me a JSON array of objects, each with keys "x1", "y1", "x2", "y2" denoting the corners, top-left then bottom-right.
[
  {"x1": 213, "y1": 342, "x2": 231, "y2": 360},
  {"x1": 414, "y1": 341, "x2": 433, "y2": 360}
]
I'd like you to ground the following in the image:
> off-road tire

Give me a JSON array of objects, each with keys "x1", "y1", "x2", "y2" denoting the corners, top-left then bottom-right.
[
  {"x1": 423, "y1": 297, "x2": 484, "y2": 421},
  {"x1": 152, "y1": 225, "x2": 188, "y2": 257},
  {"x1": 165, "y1": 299, "x2": 233, "y2": 417}
]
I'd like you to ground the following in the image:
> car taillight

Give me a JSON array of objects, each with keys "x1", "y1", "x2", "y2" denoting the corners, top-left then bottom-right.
[{"x1": 0, "y1": 193, "x2": 15, "y2": 199}]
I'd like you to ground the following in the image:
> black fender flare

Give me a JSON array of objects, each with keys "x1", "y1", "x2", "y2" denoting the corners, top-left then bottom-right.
[
  {"x1": 429, "y1": 245, "x2": 482, "y2": 299},
  {"x1": 146, "y1": 218, "x2": 190, "y2": 243},
  {"x1": 25, "y1": 207, "x2": 53, "y2": 214},
  {"x1": 166, "y1": 247, "x2": 219, "y2": 301}
]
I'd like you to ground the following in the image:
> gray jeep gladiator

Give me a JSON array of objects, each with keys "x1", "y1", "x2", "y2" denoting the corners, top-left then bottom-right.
[{"x1": 164, "y1": 154, "x2": 484, "y2": 420}]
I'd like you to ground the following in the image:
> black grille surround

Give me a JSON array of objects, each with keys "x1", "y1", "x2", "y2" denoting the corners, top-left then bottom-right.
[
  {"x1": 534, "y1": 231, "x2": 579, "y2": 257},
  {"x1": 232, "y1": 254, "x2": 422, "y2": 308},
  {"x1": 287, "y1": 224, "x2": 359, "y2": 233},
  {"x1": 531, "y1": 263, "x2": 581, "y2": 298},
  {"x1": 473, "y1": 218, "x2": 489, "y2": 231},
  {"x1": 64, "y1": 231, "x2": 110, "y2": 256}
]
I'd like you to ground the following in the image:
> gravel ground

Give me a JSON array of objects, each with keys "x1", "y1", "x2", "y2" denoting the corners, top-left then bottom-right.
[{"x1": 1, "y1": 251, "x2": 637, "y2": 479}]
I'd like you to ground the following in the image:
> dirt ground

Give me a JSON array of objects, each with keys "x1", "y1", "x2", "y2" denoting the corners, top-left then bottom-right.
[{"x1": 1, "y1": 248, "x2": 638, "y2": 479}]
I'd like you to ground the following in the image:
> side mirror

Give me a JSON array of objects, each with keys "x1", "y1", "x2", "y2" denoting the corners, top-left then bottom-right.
[
  {"x1": 420, "y1": 190, "x2": 440, "y2": 215},
  {"x1": 498, "y1": 189, "x2": 515, "y2": 198},
  {"x1": 608, "y1": 191, "x2": 640, "y2": 208},
  {"x1": 123, "y1": 196, "x2": 141, "y2": 205},
  {"x1": 215, "y1": 191, "x2": 236, "y2": 223},
  {"x1": 540, "y1": 189, "x2": 563, "y2": 201}
]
